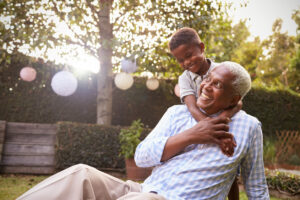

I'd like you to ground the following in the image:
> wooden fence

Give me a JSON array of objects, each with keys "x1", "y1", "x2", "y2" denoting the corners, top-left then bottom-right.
[{"x1": 0, "y1": 121, "x2": 56, "y2": 174}]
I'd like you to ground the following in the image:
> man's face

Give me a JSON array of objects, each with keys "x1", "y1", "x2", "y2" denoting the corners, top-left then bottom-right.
[
  {"x1": 171, "y1": 43, "x2": 207, "y2": 75},
  {"x1": 196, "y1": 66, "x2": 240, "y2": 115}
]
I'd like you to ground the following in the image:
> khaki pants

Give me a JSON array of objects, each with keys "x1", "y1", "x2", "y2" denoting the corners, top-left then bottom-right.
[{"x1": 17, "y1": 164, "x2": 166, "y2": 200}]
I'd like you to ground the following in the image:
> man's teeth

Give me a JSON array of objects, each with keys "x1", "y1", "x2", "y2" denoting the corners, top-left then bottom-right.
[{"x1": 201, "y1": 93, "x2": 211, "y2": 99}]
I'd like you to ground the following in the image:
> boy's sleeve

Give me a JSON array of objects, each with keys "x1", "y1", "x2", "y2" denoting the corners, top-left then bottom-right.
[{"x1": 179, "y1": 71, "x2": 196, "y2": 103}]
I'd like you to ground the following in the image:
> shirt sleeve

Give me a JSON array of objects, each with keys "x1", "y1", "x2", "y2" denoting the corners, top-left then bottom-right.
[
  {"x1": 134, "y1": 107, "x2": 174, "y2": 167},
  {"x1": 179, "y1": 71, "x2": 196, "y2": 103},
  {"x1": 241, "y1": 122, "x2": 270, "y2": 200}
]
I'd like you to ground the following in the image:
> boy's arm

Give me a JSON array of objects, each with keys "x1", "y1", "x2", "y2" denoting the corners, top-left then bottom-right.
[
  {"x1": 184, "y1": 95, "x2": 207, "y2": 122},
  {"x1": 220, "y1": 100, "x2": 243, "y2": 118}
]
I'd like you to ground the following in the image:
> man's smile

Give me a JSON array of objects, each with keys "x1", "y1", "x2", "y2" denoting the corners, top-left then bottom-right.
[{"x1": 200, "y1": 92, "x2": 212, "y2": 100}]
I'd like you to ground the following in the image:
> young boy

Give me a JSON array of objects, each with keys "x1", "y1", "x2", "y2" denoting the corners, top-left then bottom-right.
[
  {"x1": 169, "y1": 27, "x2": 241, "y2": 122},
  {"x1": 169, "y1": 27, "x2": 240, "y2": 200}
]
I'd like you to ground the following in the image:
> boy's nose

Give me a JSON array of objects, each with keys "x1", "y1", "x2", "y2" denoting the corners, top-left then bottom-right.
[{"x1": 184, "y1": 59, "x2": 190, "y2": 67}]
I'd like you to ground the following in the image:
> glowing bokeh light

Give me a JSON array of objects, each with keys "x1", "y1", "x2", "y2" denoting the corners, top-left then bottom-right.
[
  {"x1": 20, "y1": 66, "x2": 37, "y2": 82},
  {"x1": 114, "y1": 72, "x2": 134, "y2": 90},
  {"x1": 121, "y1": 59, "x2": 137, "y2": 73},
  {"x1": 146, "y1": 78, "x2": 159, "y2": 90},
  {"x1": 51, "y1": 71, "x2": 78, "y2": 96}
]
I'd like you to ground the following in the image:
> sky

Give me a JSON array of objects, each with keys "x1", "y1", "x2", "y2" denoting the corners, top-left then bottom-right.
[{"x1": 226, "y1": 0, "x2": 300, "y2": 40}]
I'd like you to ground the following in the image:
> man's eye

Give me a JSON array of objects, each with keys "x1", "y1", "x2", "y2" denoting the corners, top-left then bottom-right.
[{"x1": 215, "y1": 82, "x2": 222, "y2": 89}]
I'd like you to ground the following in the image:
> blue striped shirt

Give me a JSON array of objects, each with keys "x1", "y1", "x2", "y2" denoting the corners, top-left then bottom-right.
[{"x1": 135, "y1": 105, "x2": 269, "y2": 200}]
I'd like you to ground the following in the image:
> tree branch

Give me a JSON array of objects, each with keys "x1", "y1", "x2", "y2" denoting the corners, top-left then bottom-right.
[{"x1": 85, "y1": 0, "x2": 101, "y2": 27}]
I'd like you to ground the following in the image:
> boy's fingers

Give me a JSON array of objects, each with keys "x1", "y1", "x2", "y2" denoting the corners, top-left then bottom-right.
[
  {"x1": 213, "y1": 124, "x2": 229, "y2": 131},
  {"x1": 214, "y1": 131, "x2": 234, "y2": 139},
  {"x1": 212, "y1": 116, "x2": 230, "y2": 124}
]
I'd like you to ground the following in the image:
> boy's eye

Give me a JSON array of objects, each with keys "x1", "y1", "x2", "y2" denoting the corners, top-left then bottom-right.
[
  {"x1": 176, "y1": 58, "x2": 184, "y2": 63},
  {"x1": 204, "y1": 77, "x2": 211, "y2": 82}
]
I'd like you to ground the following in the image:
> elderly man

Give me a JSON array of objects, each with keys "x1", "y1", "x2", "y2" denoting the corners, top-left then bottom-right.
[{"x1": 17, "y1": 61, "x2": 269, "y2": 200}]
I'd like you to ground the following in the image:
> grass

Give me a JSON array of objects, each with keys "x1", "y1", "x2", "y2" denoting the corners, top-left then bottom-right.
[
  {"x1": 0, "y1": 174, "x2": 48, "y2": 200},
  {"x1": 0, "y1": 174, "x2": 284, "y2": 200}
]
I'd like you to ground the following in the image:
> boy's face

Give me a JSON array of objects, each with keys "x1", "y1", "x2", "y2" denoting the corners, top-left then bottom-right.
[{"x1": 171, "y1": 43, "x2": 207, "y2": 75}]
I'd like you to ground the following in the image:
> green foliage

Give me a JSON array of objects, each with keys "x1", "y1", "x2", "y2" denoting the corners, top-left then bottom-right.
[
  {"x1": 56, "y1": 121, "x2": 124, "y2": 169},
  {"x1": 256, "y1": 18, "x2": 297, "y2": 91},
  {"x1": 119, "y1": 119, "x2": 144, "y2": 159},
  {"x1": 263, "y1": 139, "x2": 277, "y2": 166},
  {"x1": 266, "y1": 170, "x2": 300, "y2": 195},
  {"x1": 242, "y1": 86, "x2": 300, "y2": 137},
  {"x1": 0, "y1": 0, "x2": 234, "y2": 77}
]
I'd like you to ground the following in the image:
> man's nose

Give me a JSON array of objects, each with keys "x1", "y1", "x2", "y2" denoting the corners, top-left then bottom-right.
[{"x1": 203, "y1": 82, "x2": 212, "y2": 91}]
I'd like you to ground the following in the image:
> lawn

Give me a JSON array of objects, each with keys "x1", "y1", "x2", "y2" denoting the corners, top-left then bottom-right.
[
  {"x1": 0, "y1": 174, "x2": 282, "y2": 200},
  {"x1": 0, "y1": 174, "x2": 47, "y2": 200}
]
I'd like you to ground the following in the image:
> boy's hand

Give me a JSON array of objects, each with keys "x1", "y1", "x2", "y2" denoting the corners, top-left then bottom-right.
[
  {"x1": 220, "y1": 100, "x2": 243, "y2": 118},
  {"x1": 220, "y1": 138, "x2": 236, "y2": 157}
]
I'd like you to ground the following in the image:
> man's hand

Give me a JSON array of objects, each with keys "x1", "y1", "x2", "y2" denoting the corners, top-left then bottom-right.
[
  {"x1": 188, "y1": 116, "x2": 236, "y2": 157},
  {"x1": 161, "y1": 116, "x2": 236, "y2": 162}
]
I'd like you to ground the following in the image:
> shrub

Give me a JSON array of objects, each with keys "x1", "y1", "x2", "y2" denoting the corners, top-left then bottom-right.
[
  {"x1": 56, "y1": 121, "x2": 124, "y2": 170},
  {"x1": 119, "y1": 119, "x2": 144, "y2": 159},
  {"x1": 56, "y1": 121, "x2": 152, "y2": 170},
  {"x1": 266, "y1": 170, "x2": 300, "y2": 195}
]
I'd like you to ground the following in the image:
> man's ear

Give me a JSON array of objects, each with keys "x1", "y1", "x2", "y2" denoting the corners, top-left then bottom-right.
[{"x1": 229, "y1": 95, "x2": 241, "y2": 107}]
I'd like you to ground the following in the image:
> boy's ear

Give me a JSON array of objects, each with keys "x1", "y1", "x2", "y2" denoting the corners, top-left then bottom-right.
[{"x1": 199, "y1": 42, "x2": 205, "y2": 53}]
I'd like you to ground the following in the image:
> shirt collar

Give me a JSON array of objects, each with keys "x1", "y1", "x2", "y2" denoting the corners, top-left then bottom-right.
[{"x1": 199, "y1": 107, "x2": 223, "y2": 117}]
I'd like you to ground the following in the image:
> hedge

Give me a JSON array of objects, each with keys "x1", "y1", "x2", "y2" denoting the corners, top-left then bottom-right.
[{"x1": 56, "y1": 121, "x2": 151, "y2": 170}]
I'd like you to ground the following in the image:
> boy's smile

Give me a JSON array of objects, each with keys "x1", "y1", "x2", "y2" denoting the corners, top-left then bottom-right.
[{"x1": 171, "y1": 43, "x2": 209, "y2": 76}]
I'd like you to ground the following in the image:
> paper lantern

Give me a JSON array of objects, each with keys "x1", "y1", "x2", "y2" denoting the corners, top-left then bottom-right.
[
  {"x1": 174, "y1": 84, "x2": 180, "y2": 97},
  {"x1": 20, "y1": 66, "x2": 37, "y2": 82},
  {"x1": 121, "y1": 59, "x2": 137, "y2": 73},
  {"x1": 51, "y1": 71, "x2": 78, "y2": 96},
  {"x1": 146, "y1": 78, "x2": 159, "y2": 90},
  {"x1": 114, "y1": 72, "x2": 134, "y2": 90}
]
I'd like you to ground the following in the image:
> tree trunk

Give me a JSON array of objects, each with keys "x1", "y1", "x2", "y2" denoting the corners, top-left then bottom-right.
[{"x1": 97, "y1": 0, "x2": 113, "y2": 125}]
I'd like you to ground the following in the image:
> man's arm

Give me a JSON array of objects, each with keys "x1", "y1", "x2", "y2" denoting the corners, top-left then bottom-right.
[
  {"x1": 241, "y1": 123, "x2": 270, "y2": 200},
  {"x1": 161, "y1": 117, "x2": 234, "y2": 161},
  {"x1": 134, "y1": 106, "x2": 235, "y2": 167}
]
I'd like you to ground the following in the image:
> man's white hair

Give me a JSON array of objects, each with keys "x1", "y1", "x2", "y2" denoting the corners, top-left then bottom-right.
[{"x1": 218, "y1": 61, "x2": 251, "y2": 99}]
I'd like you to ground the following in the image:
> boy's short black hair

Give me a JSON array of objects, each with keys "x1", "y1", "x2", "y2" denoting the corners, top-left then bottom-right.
[{"x1": 169, "y1": 27, "x2": 201, "y2": 51}]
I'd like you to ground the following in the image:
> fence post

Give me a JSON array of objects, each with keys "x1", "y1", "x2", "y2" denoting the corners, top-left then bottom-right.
[{"x1": 0, "y1": 121, "x2": 6, "y2": 162}]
